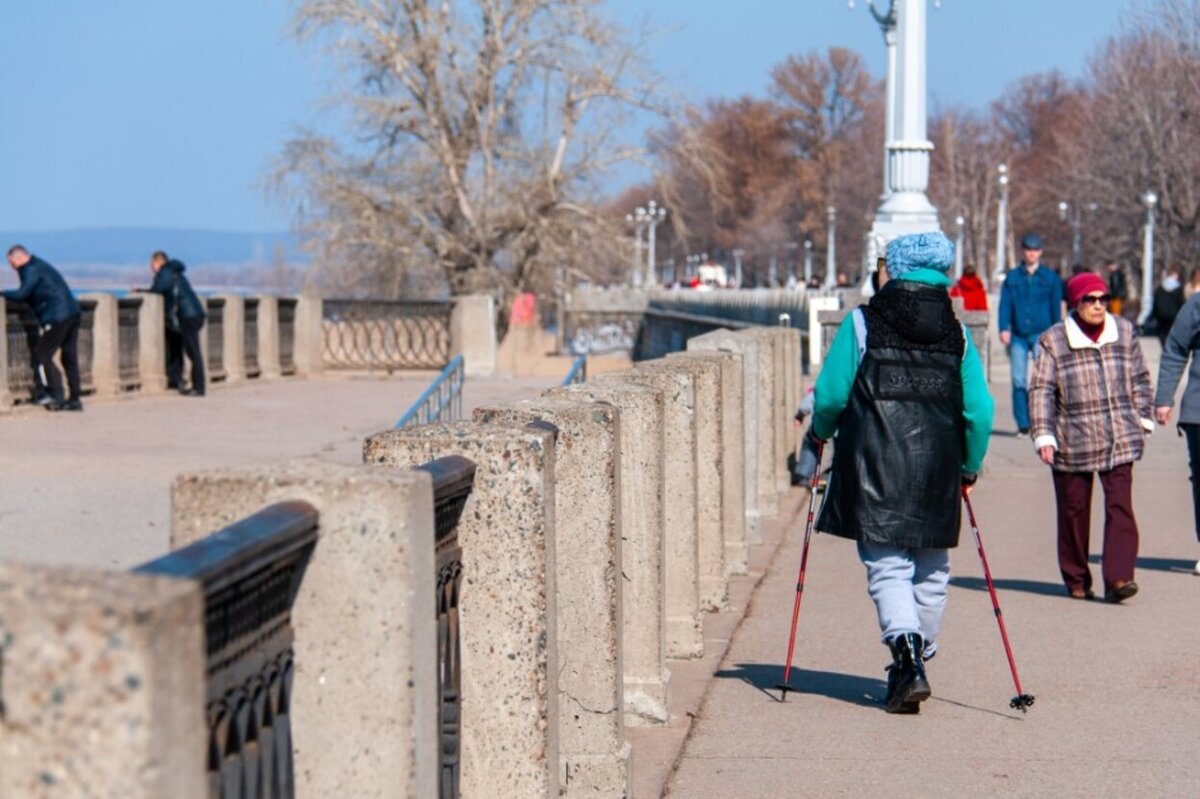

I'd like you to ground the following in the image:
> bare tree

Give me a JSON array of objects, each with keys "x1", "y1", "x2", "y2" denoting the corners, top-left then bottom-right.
[{"x1": 275, "y1": 0, "x2": 662, "y2": 321}]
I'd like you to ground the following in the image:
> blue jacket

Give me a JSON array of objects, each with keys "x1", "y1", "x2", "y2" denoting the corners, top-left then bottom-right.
[
  {"x1": 998, "y1": 264, "x2": 1063, "y2": 340},
  {"x1": 148, "y1": 259, "x2": 206, "y2": 321},
  {"x1": 3, "y1": 255, "x2": 80, "y2": 325}
]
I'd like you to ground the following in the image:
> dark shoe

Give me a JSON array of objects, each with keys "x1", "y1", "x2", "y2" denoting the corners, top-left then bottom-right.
[
  {"x1": 1068, "y1": 588, "x2": 1095, "y2": 601},
  {"x1": 1017, "y1": 427, "x2": 1030, "y2": 436},
  {"x1": 885, "y1": 633, "x2": 931, "y2": 714},
  {"x1": 180, "y1": 388, "x2": 205, "y2": 397},
  {"x1": 46, "y1": 399, "x2": 82, "y2": 412},
  {"x1": 32, "y1": 394, "x2": 53, "y2": 407},
  {"x1": 1105, "y1": 580, "x2": 1138, "y2": 603}
]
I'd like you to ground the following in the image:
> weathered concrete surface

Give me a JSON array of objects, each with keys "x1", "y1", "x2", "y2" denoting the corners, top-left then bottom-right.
[
  {"x1": 0, "y1": 374, "x2": 559, "y2": 570},
  {"x1": 547, "y1": 381, "x2": 670, "y2": 727},
  {"x1": 170, "y1": 459, "x2": 438, "y2": 799},
  {"x1": 598, "y1": 367, "x2": 703, "y2": 659},
  {"x1": 0, "y1": 562, "x2": 206, "y2": 799},
  {"x1": 474, "y1": 399, "x2": 631, "y2": 797},
  {"x1": 451, "y1": 295, "x2": 498, "y2": 378},
  {"x1": 80, "y1": 293, "x2": 121, "y2": 396},
  {"x1": 255, "y1": 295, "x2": 282, "y2": 379},
  {"x1": 363, "y1": 422, "x2": 559, "y2": 799},
  {"x1": 136, "y1": 292, "x2": 167, "y2": 394},
  {"x1": 218, "y1": 294, "x2": 246, "y2": 383}
]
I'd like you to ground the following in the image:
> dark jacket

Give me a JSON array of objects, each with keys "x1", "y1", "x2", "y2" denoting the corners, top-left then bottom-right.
[
  {"x1": 1152, "y1": 285, "x2": 1185, "y2": 335},
  {"x1": 817, "y1": 282, "x2": 968, "y2": 549},
  {"x1": 1155, "y1": 293, "x2": 1200, "y2": 424},
  {"x1": 1109, "y1": 268, "x2": 1129, "y2": 300},
  {"x1": 2, "y1": 255, "x2": 80, "y2": 325},
  {"x1": 998, "y1": 264, "x2": 1063, "y2": 341},
  {"x1": 149, "y1": 259, "x2": 206, "y2": 322}
]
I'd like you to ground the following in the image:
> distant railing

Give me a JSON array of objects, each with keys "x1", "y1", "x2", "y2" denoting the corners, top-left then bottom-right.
[
  {"x1": 78, "y1": 298, "x2": 96, "y2": 393},
  {"x1": 278, "y1": 298, "x2": 298, "y2": 375},
  {"x1": 395, "y1": 355, "x2": 464, "y2": 428},
  {"x1": 562, "y1": 354, "x2": 587, "y2": 386},
  {"x1": 134, "y1": 501, "x2": 319, "y2": 799},
  {"x1": 413, "y1": 455, "x2": 475, "y2": 799},
  {"x1": 207, "y1": 297, "x2": 227, "y2": 382},
  {"x1": 118, "y1": 296, "x2": 143, "y2": 389},
  {"x1": 323, "y1": 299, "x2": 453, "y2": 371},
  {"x1": 244, "y1": 297, "x2": 261, "y2": 378},
  {"x1": 5, "y1": 302, "x2": 40, "y2": 401},
  {"x1": 634, "y1": 306, "x2": 756, "y2": 361}
]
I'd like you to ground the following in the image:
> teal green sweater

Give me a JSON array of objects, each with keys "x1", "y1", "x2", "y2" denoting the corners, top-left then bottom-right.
[{"x1": 811, "y1": 269, "x2": 994, "y2": 474}]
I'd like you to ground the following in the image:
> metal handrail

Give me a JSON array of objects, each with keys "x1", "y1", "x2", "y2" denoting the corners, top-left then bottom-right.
[
  {"x1": 561, "y1": 354, "x2": 587, "y2": 386},
  {"x1": 396, "y1": 354, "x2": 465, "y2": 428}
]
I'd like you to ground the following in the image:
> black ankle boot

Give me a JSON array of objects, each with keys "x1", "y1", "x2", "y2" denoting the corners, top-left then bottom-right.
[{"x1": 885, "y1": 633, "x2": 931, "y2": 714}]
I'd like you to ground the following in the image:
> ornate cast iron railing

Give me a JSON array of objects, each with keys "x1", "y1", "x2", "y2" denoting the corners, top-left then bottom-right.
[
  {"x1": 561, "y1": 354, "x2": 587, "y2": 386},
  {"x1": 244, "y1": 298, "x2": 261, "y2": 378},
  {"x1": 5, "y1": 299, "x2": 96, "y2": 401},
  {"x1": 117, "y1": 296, "x2": 143, "y2": 389},
  {"x1": 413, "y1": 456, "x2": 475, "y2": 799},
  {"x1": 322, "y1": 299, "x2": 452, "y2": 371},
  {"x1": 77, "y1": 298, "x2": 96, "y2": 394},
  {"x1": 277, "y1": 299, "x2": 297, "y2": 375},
  {"x1": 207, "y1": 298, "x2": 227, "y2": 382},
  {"x1": 135, "y1": 501, "x2": 319, "y2": 799},
  {"x1": 395, "y1": 355, "x2": 464, "y2": 428}
]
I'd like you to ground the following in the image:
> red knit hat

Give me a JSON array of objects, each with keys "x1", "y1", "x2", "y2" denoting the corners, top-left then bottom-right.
[{"x1": 1066, "y1": 272, "x2": 1108, "y2": 306}]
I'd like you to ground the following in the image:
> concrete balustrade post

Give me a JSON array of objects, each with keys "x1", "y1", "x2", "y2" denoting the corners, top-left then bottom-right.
[
  {"x1": 136, "y1": 292, "x2": 167, "y2": 393},
  {"x1": 256, "y1": 295, "x2": 282, "y2": 379},
  {"x1": 744, "y1": 329, "x2": 788, "y2": 497},
  {"x1": 364, "y1": 422, "x2": 559, "y2": 798},
  {"x1": 81, "y1": 293, "x2": 121, "y2": 396},
  {"x1": 218, "y1": 294, "x2": 246, "y2": 383},
  {"x1": 450, "y1": 294, "x2": 497, "y2": 377},
  {"x1": 293, "y1": 294, "x2": 324, "y2": 376},
  {"x1": 170, "y1": 459, "x2": 438, "y2": 798},
  {"x1": 0, "y1": 298, "x2": 11, "y2": 409},
  {"x1": 599, "y1": 366, "x2": 704, "y2": 658},
  {"x1": 473, "y1": 399, "x2": 631, "y2": 797},
  {"x1": 546, "y1": 381, "x2": 670, "y2": 727},
  {"x1": 670, "y1": 350, "x2": 748, "y2": 576},
  {"x1": 0, "y1": 562, "x2": 207, "y2": 798}
]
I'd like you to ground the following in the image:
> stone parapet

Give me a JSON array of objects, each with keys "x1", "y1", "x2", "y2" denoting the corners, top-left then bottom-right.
[
  {"x1": 0, "y1": 562, "x2": 206, "y2": 798},
  {"x1": 81, "y1": 293, "x2": 122, "y2": 396},
  {"x1": 546, "y1": 381, "x2": 669, "y2": 727},
  {"x1": 294, "y1": 294, "x2": 324, "y2": 376},
  {"x1": 218, "y1": 294, "x2": 246, "y2": 383},
  {"x1": 363, "y1": 422, "x2": 559, "y2": 798},
  {"x1": 136, "y1": 292, "x2": 168, "y2": 393},
  {"x1": 170, "y1": 459, "x2": 438, "y2": 799},
  {"x1": 450, "y1": 294, "x2": 497, "y2": 377},
  {"x1": 473, "y1": 399, "x2": 631, "y2": 797},
  {"x1": 255, "y1": 295, "x2": 283, "y2": 379}
]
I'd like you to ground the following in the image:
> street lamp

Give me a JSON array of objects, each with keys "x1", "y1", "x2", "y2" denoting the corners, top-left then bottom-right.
[
  {"x1": 643, "y1": 200, "x2": 667, "y2": 287},
  {"x1": 785, "y1": 241, "x2": 800, "y2": 286},
  {"x1": 803, "y1": 240, "x2": 814, "y2": 285},
  {"x1": 732, "y1": 248, "x2": 745, "y2": 288},
  {"x1": 1139, "y1": 190, "x2": 1158, "y2": 326},
  {"x1": 824, "y1": 206, "x2": 838, "y2": 289},
  {"x1": 954, "y1": 215, "x2": 965, "y2": 279},
  {"x1": 993, "y1": 164, "x2": 1009, "y2": 288},
  {"x1": 625, "y1": 208, "x2": 647, "y2": 287},
  {"x1": 1057, "y1": 200, "x2": 1094, "y2": 268}
]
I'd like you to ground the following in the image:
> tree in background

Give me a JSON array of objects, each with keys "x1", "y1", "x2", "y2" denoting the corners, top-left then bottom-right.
[{"x1": 275, "y1": 0, "x2": 663, "y2": 322}]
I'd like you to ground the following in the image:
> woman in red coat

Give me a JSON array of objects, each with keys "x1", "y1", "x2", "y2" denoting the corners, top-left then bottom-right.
[{"x1": 950, "y1": 264, "x2": 989, "y2": 311}]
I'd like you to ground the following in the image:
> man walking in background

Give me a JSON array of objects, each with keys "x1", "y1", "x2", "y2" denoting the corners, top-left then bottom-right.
[
  {"x1": 3, "y1": 245, "x2": 83, "y2": 411},
  {"x1": 1106, "y1": 261, "x2": 1129, "y2": 318},
  {"x1": 998, "y1": 233, "x2": 1063, "y2": 435},
  {"x1": 142, "y1": 251, "x2": 207, "y2": 396}
]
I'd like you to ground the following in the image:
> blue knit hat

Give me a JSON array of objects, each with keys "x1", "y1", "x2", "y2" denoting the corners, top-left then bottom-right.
[{"x1": 885, "y1": 232, "x2": 955, "y2": 279}]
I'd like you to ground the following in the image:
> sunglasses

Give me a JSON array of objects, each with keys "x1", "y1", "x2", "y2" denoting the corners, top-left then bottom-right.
[{"x1": 1079, "y1": 294, "x2": 1111, "y2": 305}]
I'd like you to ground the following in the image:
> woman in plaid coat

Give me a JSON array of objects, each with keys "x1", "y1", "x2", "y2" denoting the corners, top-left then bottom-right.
[{"x1": 1029, "y1": 272, "x2": 1155, "y2": 602}]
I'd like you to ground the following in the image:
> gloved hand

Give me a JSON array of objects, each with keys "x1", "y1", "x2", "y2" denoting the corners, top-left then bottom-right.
[{"x1": 806, "y1": 427, "x2": 827, "y2": 450}]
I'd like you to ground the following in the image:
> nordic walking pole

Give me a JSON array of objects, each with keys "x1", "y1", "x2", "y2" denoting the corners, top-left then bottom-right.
[
  {"x1": 776, "y1": 438, "x2": 825, "y2": 701},
  {"x1": 962, "y1": 488, "x2": 1036, "y2": 712}
]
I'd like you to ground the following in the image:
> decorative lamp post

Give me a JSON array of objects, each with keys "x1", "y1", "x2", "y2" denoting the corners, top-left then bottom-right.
[
  {"x1": 803, "y1": 240, "x2": 814, "y2": 284},
  {"x1": 954, "y1": 214, "x2": 965, "y2": 279},
  {"x1": 626, "y1": 209, "x2": 648, "y2": 287},
  {"x1": 1138, "y1": 190, "x2": 1158, "y2": 326},
  {"x1": 732, "y1": 248, "x2": 745, "y2": 288},
  {"x1": 993, "y1": 163, "x2": 1009, "y2": 288},
  {"x1": 644, "y1": 200, "x2": 667, "y2": 287},
  {"x1": 1058, "y1": 200, "x2": 1088, "y2": 268},
  {"x1": 785, "y1": 241, "x2": 799, "y2": 285},
  {"x1": 825, "y1": 206, "x2": 838, "y2": 289}
]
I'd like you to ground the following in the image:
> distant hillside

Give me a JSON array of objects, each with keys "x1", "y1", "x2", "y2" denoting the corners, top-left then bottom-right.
[{"x1": 0, "y1": 227, "x2": 309, "y2": 268}]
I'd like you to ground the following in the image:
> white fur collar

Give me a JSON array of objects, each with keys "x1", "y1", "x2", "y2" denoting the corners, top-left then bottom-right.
[{"x1": 1064, "y1": 313, "x2": 1119, "y2": 350}]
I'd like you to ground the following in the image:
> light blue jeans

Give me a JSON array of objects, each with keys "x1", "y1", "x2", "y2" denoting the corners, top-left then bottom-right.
[
  {"x1": 857, "y1": 542, "x2": 950, "y2": 657},
  {"x1": 1008, "y1": 335, "x2": 1040, "y2": 431}
]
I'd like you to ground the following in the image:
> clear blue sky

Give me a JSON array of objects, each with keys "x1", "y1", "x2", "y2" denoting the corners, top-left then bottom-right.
[{"x1": 0, "y1": 0, "x2": 1128, "y2": 233}]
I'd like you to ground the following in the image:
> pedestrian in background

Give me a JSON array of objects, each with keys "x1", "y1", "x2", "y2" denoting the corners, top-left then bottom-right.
[
  {"x1": 2, "y1": 245, "x2": 83, "y2": 411},
  {"x1": 1029, "y1": 272, "x2": 1154, "y2": 603},
  {"x1": 1151, "y1": 267, "x2": 1185, "y2": 348},
  {"x1": 1154, "y1": 290, "x2": 1200, "y2": 573},
  {"x1": 997, "y1": 233, "x2": 1063, "y2": 435},
  {"x1": 949, "y1": 264, "x2": 988, "y2": 311},
  {"x1": 1106, "y1": 261, "x2": 1128, "y2": 317},
  {"x1": 1185, "y1": 267, "x2": 1200, "y2": 300},
  {"x1": 811, "y1": 231, "x2": 993, "y2": 714},
  {"x1": 140, "y1": 251, "x2": 207, "y2": 396}
]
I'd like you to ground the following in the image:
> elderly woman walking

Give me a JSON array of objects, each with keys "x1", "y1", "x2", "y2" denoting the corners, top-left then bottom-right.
[{"x1": 1029, "y1": 272, "x2": 1155, "y2": 602}]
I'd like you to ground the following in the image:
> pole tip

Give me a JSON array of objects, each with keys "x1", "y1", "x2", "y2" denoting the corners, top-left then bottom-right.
[{"x1": 1010, "y1": 694, "x2": 1036, "y2": 712}]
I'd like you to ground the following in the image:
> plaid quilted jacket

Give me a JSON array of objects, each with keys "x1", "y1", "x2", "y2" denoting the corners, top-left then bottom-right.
[{"x1": 1029, "y1": 314, "x2": 1154, "y2": 472}]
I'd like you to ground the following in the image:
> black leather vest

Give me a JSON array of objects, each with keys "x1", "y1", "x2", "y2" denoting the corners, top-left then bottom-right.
[{"x1": 817, "y1": 282, "x2": 966, "y2": 549}]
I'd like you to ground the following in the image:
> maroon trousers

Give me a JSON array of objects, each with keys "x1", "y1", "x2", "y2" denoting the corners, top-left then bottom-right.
[{"x1": 1051, "y1": 463, "x2": 1139, "y2": 594}]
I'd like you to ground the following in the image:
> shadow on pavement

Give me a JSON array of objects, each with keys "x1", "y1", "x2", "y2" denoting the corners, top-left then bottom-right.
[
  {"x1": 1087, "y1": 554, "x2": 1196, "y2": 574},
  {"x1": 715, "y1": 662, "x2": 884, "y2": 707},
  {"x1": 950, "y1": 576, "x2": 1066, "y2": 597}
]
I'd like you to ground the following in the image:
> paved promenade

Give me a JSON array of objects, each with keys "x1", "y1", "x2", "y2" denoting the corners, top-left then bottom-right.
[
  {"x1": 0, "y1": 373, "x2": 558, "y2": 569},
  {"x1": 665, "y1": 361, "x2": 1200, "y2": 797}
]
